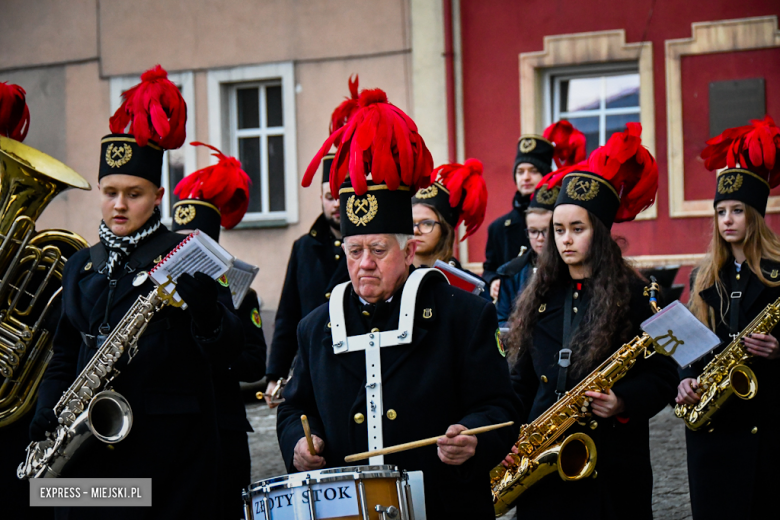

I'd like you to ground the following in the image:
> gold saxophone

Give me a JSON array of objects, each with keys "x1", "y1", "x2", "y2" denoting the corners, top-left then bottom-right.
[
  {"x1": 17, "y1": 280, "x2": 182, "y2": 479},
  {"x1": 0, "y1": 136, "x2": 91, "y2": 428},
  {"x1": 491, "y1": 280, "x2": 663, "y2": 516},
  {"x1": 673, "y1": 295, "x2": 780, "y2": 431}
]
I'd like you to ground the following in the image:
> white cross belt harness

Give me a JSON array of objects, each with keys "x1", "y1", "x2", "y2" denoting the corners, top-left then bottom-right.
[{"x1": 329, "y1": 268, "x2": 447, "y2": 465}]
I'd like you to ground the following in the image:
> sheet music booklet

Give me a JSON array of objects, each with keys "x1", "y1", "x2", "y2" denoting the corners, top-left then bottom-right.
[
  {"x1": 640, "y1": 300, "x2": 721, "y2": 368},
  {"x1": 149, "y1": 230, "x2": 234, "y2": 305},
  {"x1": 226, "y1": 258, "x2": 259, "y2": 308}
]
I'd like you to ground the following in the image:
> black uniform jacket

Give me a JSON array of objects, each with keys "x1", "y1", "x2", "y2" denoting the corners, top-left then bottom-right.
[
  {"x1": 267, "y1": 214, "x2": 349, "y2": 379},
  {"x1": 496, "y1": 250, "x2": 536, "y2": 325},
  {"x1": 35, "y1": 227, "x2": 244, "y2": 520},
  {"x1": 510, "y1": 276, "x2": 678, "y2": 520},
  {"x1": 482, "y1": 192, "x2": 531, "y2": 284},
  {"x1": 277, "y1": 270, "x2": 521, "y2": 520},
  {"x1": 681, "y1": 259, "x2": 780, "y2": 520},
  {"x1": 216, "y1": 288, "x2": 267, "y2": 519}
]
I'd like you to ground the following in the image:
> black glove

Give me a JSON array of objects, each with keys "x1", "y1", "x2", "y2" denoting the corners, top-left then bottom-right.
[
  {"x1": 29, "y1": 408, "x2": 58, "y2": 442},
  {"x1": 176, "y1": 272, "x2": 222, "y2": 336}
]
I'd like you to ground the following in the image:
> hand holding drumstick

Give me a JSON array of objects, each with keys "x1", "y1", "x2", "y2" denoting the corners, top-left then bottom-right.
[{"x1": 293, "y1": 415, "x2": 325, "y2": 471}]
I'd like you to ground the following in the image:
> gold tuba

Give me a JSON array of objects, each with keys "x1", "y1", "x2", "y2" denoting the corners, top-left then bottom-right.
[{"x1": 0, "y1": 135, "x2": 91, "y2": 428}]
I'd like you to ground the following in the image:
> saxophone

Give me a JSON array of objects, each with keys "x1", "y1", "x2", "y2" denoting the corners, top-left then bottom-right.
[
  {"x1": 673, "y1": 295, "x2": 780, "y2": 431},
  {"x1": 17, "y1": 280, "x2": 181, "y2": 479},
  {"x1": 491, "y1": 279, "x2": 663, "y2": 516}
]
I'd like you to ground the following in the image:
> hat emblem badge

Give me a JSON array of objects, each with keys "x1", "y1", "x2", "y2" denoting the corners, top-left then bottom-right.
[
  {"x1": 415, "y1": 184, "x2": 439, "y2": 199},
  {"x1": 519, "y1": 138, "x2": 536, "y2": 153},
  {"x1": 535, "y1": 185, "x2": 559, "y2": 205},
  {"x1": 566, "y1": 176, "x2": 599, "y2": 201},
  {"x1": 346, "y1": 194, "x2": 378, "y2": 226},
  {"x1": 717, "y1": 173, "x2": 743, "y2": 195},
  {"x1": 174, "y1": 204, "x2": 197, "y2": 225},
  {"x1": 105, "y1": 143, "x2": 133, "y2": 168}
]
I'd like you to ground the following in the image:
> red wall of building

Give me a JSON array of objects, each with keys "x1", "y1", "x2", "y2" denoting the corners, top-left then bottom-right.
[{"x1": 459, "y1": 1, "x2": 780, "y2": 272}]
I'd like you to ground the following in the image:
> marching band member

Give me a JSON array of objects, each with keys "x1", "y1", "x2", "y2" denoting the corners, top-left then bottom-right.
[
  {"x1": 505, "y1": 123, "x2": 678, "y2": 519},
  {"x1": 496, "y1": 123, "x2": 585, "y2": 326},
  {"x1": 276, "y1": 86, "x2": 519, "y2": 519},
  {"x1": 171, "y1": 141, "x2": 267, "y2": 519},
  {"x1": 410, "y1": 158, "x2": 488, "y2": 274},
  {"x1": 28, "y1": 66, "x2": 243, "y2": 520},
  {"x1": 677, "y1": 115, "x2": 780, "y2": 520},
  {"x1": 483, "y1": 121, "x2": 585, "y2": 300},
  {"x1": 264, "y1": 80, "x2": 358, "y2": 405}
]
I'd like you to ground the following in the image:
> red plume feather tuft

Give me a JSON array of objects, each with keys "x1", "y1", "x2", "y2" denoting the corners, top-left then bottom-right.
[
  {"x1": 174, "y1": 142, "x2": 251, "y2": 229},
  {"x1": 0, "y1": 82, "x2": 30, "y2": 141},
  {"x1": 109, "y1": 65, "x2": 187, "y2": 149},
  {"x1": 586, "y1": 122, "x2": 657, "y2": 223},
  {"x1": 543, "y1": 120, "x2": 586, "y2": 168},
  {"x1": 302, "y1": 86, "x2": 433, "y2": 196},
  {"x1": 702, "y1": 115, "x2": 780, "y2": 188},
  {"x1": 532, "y1": 161, "x2": 581, "y2": 195},
  {"x1": 433, "y1": 159, "x2": 488, "y2": 240},
  {"x1": 329, "y1": 75, "x2": 360, "y2": 136}
]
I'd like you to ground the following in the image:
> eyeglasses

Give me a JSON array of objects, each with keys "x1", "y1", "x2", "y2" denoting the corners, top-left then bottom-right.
[
  {"x1": 413, "y1": 219, "x2": 441, "y2": 234},
  {"x1": 526, "y1": 229, "x2": 547, "y2": 239}
]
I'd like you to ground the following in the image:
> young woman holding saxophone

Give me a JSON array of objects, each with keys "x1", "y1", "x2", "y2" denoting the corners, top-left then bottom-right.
[
  {"x1": 677, "y1": 115, "x2": 780, "y2": 520},
  {"x1": 503, "y1": 123, "x2": 678, "y2": 520}
]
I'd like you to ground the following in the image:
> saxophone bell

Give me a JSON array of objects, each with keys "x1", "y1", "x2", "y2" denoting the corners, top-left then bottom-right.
[
  {"x1": 557, "y1": 432, "x2": 598, "y2": 481},
  {"x1": 88, "y1": 390, "x2": 133, "y2": 443},
  {"x1": 729, "y1": 364, "x2": 758, "y2": 400}
]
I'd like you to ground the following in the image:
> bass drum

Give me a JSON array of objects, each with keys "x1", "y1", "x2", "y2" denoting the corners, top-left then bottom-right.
[{"x1": 243, "y1": 465, "x2": 426, "y2": 520}]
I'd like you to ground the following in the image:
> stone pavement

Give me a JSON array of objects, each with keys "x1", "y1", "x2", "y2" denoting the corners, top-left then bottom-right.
[{"x1": 245, "y1": 402, "x2": 692, "y2": 519}]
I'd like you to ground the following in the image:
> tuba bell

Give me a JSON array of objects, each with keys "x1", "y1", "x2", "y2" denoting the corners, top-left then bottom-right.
[{"x1": 0, "y1": 135, "x2": 91, "y2": 428}]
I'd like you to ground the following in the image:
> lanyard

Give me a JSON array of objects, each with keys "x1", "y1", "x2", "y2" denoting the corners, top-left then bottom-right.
[
  {"x1": 557, "y1": 281, "x2": 587, "y2": 398},
  {"x1": 729, "y1": 263, "x2": 748, "y2": 339}
]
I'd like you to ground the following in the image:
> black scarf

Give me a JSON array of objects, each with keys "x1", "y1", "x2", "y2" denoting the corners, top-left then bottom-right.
[
  {"x1": 513, "y1": 191, "x2": 531, "y2": 211},
  {"x1": 98, "y1": 208, "x2": 162, "y2": 278}
]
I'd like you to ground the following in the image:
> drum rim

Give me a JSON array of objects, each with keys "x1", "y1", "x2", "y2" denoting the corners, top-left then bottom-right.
[{"x1": 244, "y1": 465, "x2": 402, "y2": 496}]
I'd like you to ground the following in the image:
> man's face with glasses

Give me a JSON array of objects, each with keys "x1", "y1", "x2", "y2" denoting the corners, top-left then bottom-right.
[{"x1": 525, "y1": 210, "x2": 552, "y2": 254}]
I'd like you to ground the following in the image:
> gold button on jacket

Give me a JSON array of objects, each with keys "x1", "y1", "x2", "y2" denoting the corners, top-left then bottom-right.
[
  {"x1": 354, "y1": 413, "x2": 365, "y2": 424},
  {"x1": 387, "y1": 409, "x2": 397, "y2": 420}
]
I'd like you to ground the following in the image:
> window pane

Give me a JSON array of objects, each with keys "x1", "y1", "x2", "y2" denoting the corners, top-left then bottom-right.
[
  {"x1": 567, "y1": 116, "x2": 600, "y2": 155},
  {"x1": 605, "y1": 113, "x2": 641, "y2": 141},
  {"x1": 266, "y1": 85, "x2": 283, "y2": 127},
  {"x1": 268, "y1": 135, "x2": 286, "y2": 212},
  {"x1": 239, "y1": 137, "x2": 262, "y2": 213},
  {"x1": 605, "y1": 74, "x2": 640, "y2": 109},
  {"x1": 237, "y1": 88, "x2": 260, "y2": 129},
  {"x1": 561, "y1": 77, "x2": 601, "y2": 112},
  {"x1": 167, "y1": 149, "x2": 185, "y2": 209}
]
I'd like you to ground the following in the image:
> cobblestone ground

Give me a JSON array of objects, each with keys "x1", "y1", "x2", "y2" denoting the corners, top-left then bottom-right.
[{"x1": 246, "y1": 403, "x2": 692, "y2": 519}]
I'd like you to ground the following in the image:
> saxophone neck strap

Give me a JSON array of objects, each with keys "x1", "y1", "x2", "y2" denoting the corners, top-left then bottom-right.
[
  {"x1": 729, "y1": 262, "x2": 749, "y2": 338},
  {"x1": 558, "y1": 281, "x2": 587, "y2": 398}
]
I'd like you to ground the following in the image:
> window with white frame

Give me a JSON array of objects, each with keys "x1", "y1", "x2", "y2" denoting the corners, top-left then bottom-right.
[
  {"x1": 230, "y1": 82, "x2": 286, "y2": 214},
  {"x1": 109, "y1": 72, "x2": 196, "y2": 223},
  {"x1": 208, "y1": 63, "x2": 298, "y2": 226},
  {"x1": 548, "y1": 65, "x2": 640, "y2": 155}
]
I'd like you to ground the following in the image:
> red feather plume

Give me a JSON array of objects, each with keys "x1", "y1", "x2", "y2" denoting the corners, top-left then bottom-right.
[
  {"x1": 543, "y1": 120, "x2": 586, "y2": 168},
  {"x1": 433, "y1": 158, "x2": 488, "y2": 240},
  {"x1": 0, "y1": 82, "x2": 30, "y2": 141},
  {"x1": 302, "y1": 87, "x2": 433, "y2": 196},
  {"x1": 329, "y1": 75, "x2": 359, "y2": 136},
  {"x1": 174, "y1": 142, "x2": 251, "y2": 229},
  {"x1": 109, "y1": 65, "x2": 187, "y2": 150},
  {"x1": 702, "y1": 115, "x2": 780, "y2": 188},
  {"x1": 587, "y1": 122, "x2": 657, "y2": 223},
  {"x1": 532, "y1": 161, "x2": 581, "y2": 195}
]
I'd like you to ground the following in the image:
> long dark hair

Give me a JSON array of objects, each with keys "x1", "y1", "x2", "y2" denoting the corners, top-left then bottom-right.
[{"x1": 506, "y1": 209, "x2": 641, "y2": 377}]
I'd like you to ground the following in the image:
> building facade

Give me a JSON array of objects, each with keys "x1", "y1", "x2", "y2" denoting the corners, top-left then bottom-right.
[{"x1": 2, "y1": 0, "x2": 779, "y2": 309}]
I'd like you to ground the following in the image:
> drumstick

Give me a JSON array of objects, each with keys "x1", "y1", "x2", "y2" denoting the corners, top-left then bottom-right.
[
  {"x1": 344, "y1": 421, "x2": 514, "y2": 463},
  {"x1": 301, "y1": 415, "x2": 316, "y2": 456}
]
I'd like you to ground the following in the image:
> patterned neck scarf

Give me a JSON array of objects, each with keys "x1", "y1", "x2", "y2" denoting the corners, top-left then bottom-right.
[{"x1": 98, "y1": 207, "x2": 162, "y2": 278}]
